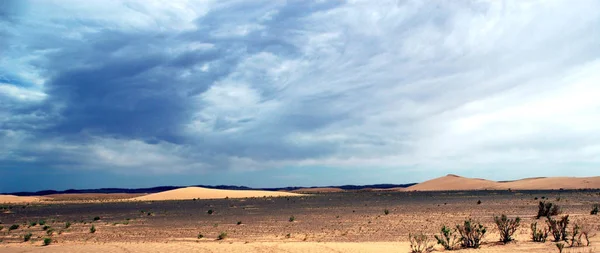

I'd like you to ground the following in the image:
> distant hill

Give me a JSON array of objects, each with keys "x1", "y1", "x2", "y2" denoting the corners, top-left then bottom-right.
[{"x1": 4, "y1": 183, "x2": 416, "y2": 196}]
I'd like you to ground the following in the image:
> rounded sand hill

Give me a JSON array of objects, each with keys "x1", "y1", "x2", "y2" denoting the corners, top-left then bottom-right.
[
  {"x1": 404, "y1": 174, "x2": 600, "y2": 191},
  {"x1": 0, "y1": 195, "x2": 41, "y2": 203},
  {"x1": 291, "y1": 187, "x2": 344, "y2": 193},
  {"x1": 132, "y1": 187, "x2": 302, "y2": 201}
]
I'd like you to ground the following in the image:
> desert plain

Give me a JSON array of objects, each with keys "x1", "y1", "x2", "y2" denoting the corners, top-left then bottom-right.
[{"x1": 1, "y1": 175, "x2": 599, "y2": 253}]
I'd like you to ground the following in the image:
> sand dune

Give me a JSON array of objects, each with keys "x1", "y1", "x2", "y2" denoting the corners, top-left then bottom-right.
[
  {"x1": 0, "y1": 194, "x2": 41, "y2": 203},
  {"x1": 404, "y1": 174, "x2": 600, "y2": 191},
  {"x1": 291, "y1": 187, "x2": 344, "y2": 193},
  {"x1": 132, "y1": 187, "x2": 302, "y2": 201}
]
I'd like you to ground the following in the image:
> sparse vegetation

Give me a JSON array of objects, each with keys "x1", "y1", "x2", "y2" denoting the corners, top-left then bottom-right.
[
  {"x1": 384, "y1": 209, "x2": 389, "y2": 215},
  {"x1": 93, "y1": 216, "x2": 101, "y2": 221},
  {"x1": 289, "y1": 216, "x2": 295, "y2": 222},
  {"x1": 0, "y1": 226, "x2": 3, "y2": 231},
  {"x1": 42, "y1": 225, "x2": 50, "y2": 231},
  {"x1": 591, "y1": 204, "x2": 599, "y2": 215},
  {"x1": 237, "y1": 221, "x2": 242, "y2": 225},
  {"x1": 434, "y1": 225, "x2": 459, "y2": 250},
  {"x1": 9, "y1": 224, "x2": 19, "y2": 231},
  {"x1": 29, "y1": 221, "x2": 37, "y2": 227},
  {"x1": 556, "y1": 242, "x2": 565, "y2": 253},
  {"x1": 46, "y1": 228, "x2": 54, "y2": 236},
  {"x1": 531, "y1": 222, "x2": 549, "y2": 242},
  {"x1": 197, "y1": 233, "x2": 204, "y2": 239},
  {"x1": 43, "y1": 237, "x2": 52, "y2": 246},
  {"x1": 456, "y1": 219, "x2": 486, "y2": 248},
  {"x1": 38, "y1": 220, "x2": 46, "y2": 226},
  {"x1": 494, "y1": 214, "x2": 520, "y2": 243},
  {"x1": 477, "y1": 200, "x2": 481, "y2": 205},
  {"x1": 24, "y1": 233, "x2": 32, "y2": 242},
  {"x1": 90, "y1": 225, "x2": 96, "y2": 233},
  {"x1": 217, "y1": 232, "x2": 227, "y2": 240},
  {"x1": 537, "y1": 201, "x2": 561, "y2": 219},
  {"x1": 207, "y1": 209, "x2": 214, "y2": 215},
  {"x1": 65, "y1": 222, "x2": 71, "y2": 229},
  {"x1": 547, "y1": 215, "x2": 569, "y2": 242},
  {"x1": 408, "y1": 233, "x2": 434, "y2": 253}
]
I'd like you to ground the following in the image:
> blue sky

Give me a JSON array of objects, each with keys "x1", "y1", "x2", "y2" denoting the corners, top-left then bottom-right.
[{"x1": 1, "y1": 0, "x2": 600, "y2": 192}]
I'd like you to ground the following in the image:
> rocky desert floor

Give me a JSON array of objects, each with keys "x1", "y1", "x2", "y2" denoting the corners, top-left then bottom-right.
[{"x1": 1, "y1": 190, "x2": 599, "y2": 252}]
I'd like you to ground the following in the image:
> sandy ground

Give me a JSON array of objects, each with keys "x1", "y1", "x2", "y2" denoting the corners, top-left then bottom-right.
[
  {"x1": 405, "y1": 175, "x2": 600, "y2": 191},
  {"x1": 0, "y1": 195, "x2": 42, "y2": 204},
  {"x1": 132, "y1": 187, "x2": 302, "y2": 201},
  {"x1": 291, "y1": 187, "x2": 345, "y2": 193}
]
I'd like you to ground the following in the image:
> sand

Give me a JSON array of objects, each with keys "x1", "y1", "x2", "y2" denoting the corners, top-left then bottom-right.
[
  {"x1": 0, "y1": 195, "x2": 41, "y2": 204},
  {"x1": 291, "y1": 187, "x2": 344, "y2": 193},
  {"x1": 131, "y1": 187, "x2": 302, "y2": 201},
  {"x1": 405, "y1": 174, "x2": 600, "y2": 191}
]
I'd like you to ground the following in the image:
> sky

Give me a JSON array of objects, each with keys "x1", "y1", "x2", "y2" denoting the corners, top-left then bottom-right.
[{"x1": 1, "y1": 0, "x2": 600, "y2": 192}]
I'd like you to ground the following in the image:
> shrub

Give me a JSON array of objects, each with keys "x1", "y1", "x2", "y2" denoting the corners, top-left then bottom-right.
[
  {"x1": 46, "y1": 228, "x2": 54, "y2": 236},
  {"x1": 434, "y1": 225, "x2": 459, "y2": 250},
  {"x1": 29, "y1": 221, "x2": 37, "y2": 227},
  {"x1": 197, "y1": 233, "x2": 204, "y2": 239},
  {"x1": 38, "y1": 220, "x2": 46, "y2": 226},
  {"x1": 531, "y1": 222, "x2": 548, "y2": 242},
  {"x1": 547, "y1": 215, "x2": 569, "y2": 242},
  {"x1": 93, "y1": 216, "x2": 101, "y2": 221},
  {"x1": 408, "y1": 233, "x2": 434, "y2": 253},
  {"x1": 24, "y1": 233, "x2": 32, "y2": 242},
  {"x1": 494, "y1": 214, "x2": 520, "y2": 243},
  {"x1": 0, "y1": 226, "x2": 3, "y2": 231},
  {"x1": 43, "y1": 238, "x2": 52, "y2": 246},
  {"x1": 207, "y1": 209, "x2": 214, "y2": 215},
  {"x1": 289, "y1": 216, "x2": 295, "y2": 222},
  {"x1": 65, "y1": 222, "x2": 71, "y2": 229},
  {"x1": 592, "y1": 204, "x2": 599, "y2": 215},
  {"x1": 90, "y1": 225, "x2": 96, "y2": 233},
  {"x1": 42, "y1": 225, "x2": 50, "y2": 231},
  {"x1": 237, "y1": 221, "x2": 242, "y2": 225},
  {"x1": 384, "y1": 209, "x2": 389, "y2": 215},
  {"x1": 217, "y1": 232, "x2": 227, "y2": 240},
  {"x1": 9, "y1": 224, "x2": 19, "y2": 231},
  {"x1": 537, "y1": 201, "x2": 560, "y2": 219},
  {"x1": 477, "y1": 200, "x2": 482, "y2": 205},
  {"x1": 456, "y1": 219, "x2": 486, "y2": 248},
  {"x1": 555, "y1": 242, "x2": 564, "y2": 253}
]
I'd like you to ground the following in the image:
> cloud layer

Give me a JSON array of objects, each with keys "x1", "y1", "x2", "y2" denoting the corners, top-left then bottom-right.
[{"x1": 2, "y1": 0, "x2": 600, "y2": 191}]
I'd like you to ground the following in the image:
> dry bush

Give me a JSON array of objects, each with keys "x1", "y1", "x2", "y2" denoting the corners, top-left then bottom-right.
[
  {"x1": 409, "y1": 233, "x2": 434, "y2": 253},
  {"x1": 547, "y1": 215, "x2": 569, "y2": 242},
  {"x1": 434, "y1": 225, "x2": 459, "y2": 250},
  {"x1": 494, "y1": 214, "x2": 520, "y2": 243},
  {"x1": 537, "y1": 201, "x2": 561, "y2": 219},
  {"x1": 531, "y1": 222, "x2": 549, "y2": 242},
  {"x1": 592, "y1": 204, "x2": 599, "y2": 215},
  {"x1": 456, "y1": 219, "x2": 487, "y2": 248}
]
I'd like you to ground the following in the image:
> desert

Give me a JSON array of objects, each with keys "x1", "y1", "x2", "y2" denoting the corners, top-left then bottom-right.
[{"x1": 1, "y1": 175, "x2": 599, "y2": 252}]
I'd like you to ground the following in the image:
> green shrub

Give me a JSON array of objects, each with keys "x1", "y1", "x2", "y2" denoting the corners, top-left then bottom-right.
[
  {"x1": 9, "y1": 224, "x2": 19, "y2": 231},
  {"x1": 456, "y1": 219, "x2": 486, "y2": 248},
  {"x1": 29, "y1": 221, "x2": 37, "y2": 227},
  {"x1": 0, "y1": 226, "x2": 3, "y2": 231},
  {"x1": 591, "y1": 204, "x2": 599, "y2": 215},
  {"x1": 38, "y1": 220, "x2": 46, "y2": 226},
  {"x1": 65, "y1": 222, "x2": 71, "y2": 229},
  {"x1": 197, "y1": 233, "x2": 204, "y2": 239},
  {"x1": 93, "y1": 216, "x2": 101, "y2": 221},
  {"x1": 90, "y1": 225, "x2": 96, "y2": 233},
  {"x1": 42, "y1": 225, "x2": 50, "y2": 231},
  {"x1": 494, "y1": 214, "x2": 520, "y2": 243},
  {"x1": 434, "y1": 225, "x2": 459, "y2": 250},
  {"x1": 537, "y1": 201, "x2": 560, "y2": 219},
  {"x1": 207, "y1": 209, "x2": 214, "y2": 215},
  {"x1": 408, "y1": 233, "x2": 434, "y2": 253},
  {"x1": 531, "y1": 222, "x2": 548, "y2": 242},
  {"x1": 217, "y1": 232, "x2": 227, "y2": 240},
  {"x1": 46, "y1": 228, "x2": 54, "y2": 236},
  {"x1": 43, "y1": 238, "x2": 52, "y2": 246},
  {"x1": 547, "y1": 215, "x2": 569, "y2": 242},
  {"x1": 24, "y1": 233, "x2": 32, "y2": 242},
  {"x1": 289, "y1": 216, "x2": 295, "y2": 222}
]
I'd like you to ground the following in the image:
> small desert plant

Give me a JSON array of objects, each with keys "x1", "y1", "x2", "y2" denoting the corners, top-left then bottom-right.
[
  {"x1": 207, "y1": 209, "x2": 214, "y2": 215},
  {"x1": 29, "y1": 221, "x2": 37, "y2": 227},
  {"x1": 46, "y1": 228, "x2": 54, "y2": 236},
  {"x1": 547, "y1": 215, "x2": 569, "y2": 242},
  {"x1": 570, "y1": 224, "x2": 582, "y2": 247},
  {"x1": 65, "y1": 222, "x2": 71, "y2": 229},
  {"x1": 90, "y1": 225, "x2": 96, "y2": 233},
  {"x1": 537, "y1": 201, "x2": 561, "y2": 219},
  {"x1": 38, "y1": 220, "x2": 46, "y2": 226},
  {"x1": 24, "y1": 233, "x2": 32, "y2": 242},
  {"x1": 0, "y1": 226, "x2": 3, "y2": 231},
  {"x1": 237, "y1": 221, "x2": 242, "y2": 225},
  {"x1": 93, "y1": 216, "x2": 101, "y2": 221},
  {"x1": 592, "y1": 204, "x2": 599, "y2": 215},
  {"x1": 43, "y1": 237, "x2": 52, "y2": 246},
  {"x1": 289, "y1": 216, "x2": 295, "y2": 222},
  {"x1": 531, "y1": 222, "x2": 549, "y2": 242},
  {"x1": 384, "y1": 209, "x2": 389, "y2": 215},
  {"x1": 494, "y1": 214, "x2": 521, "y2": 243},
  {"x1": 555, "y1": 242, "x2": 564, "y2": 253},
  {"x1": 42, "y1": 225, "x2": 50, "y2": 231},
  {"x1": 409, "y1": 233, "x2": 434, "y2": 253},
  {"x1": 217, "y1": 232, "x2": 227, "y2": 240},
  {"x1": 9, "y1": 224, "x2": 19, "y2": 231},
  {"x1": 434, "y1": 225, "x2": 459, "y2": 250},
  {"x1": 197, "y1": 233, "x2": 204, "y2": 239},
  {"x1": 456, "y1": 219, "x2": 487, "y2": 248},
  {"x1": 477, "y1": 200, "x2": 482, "y2": 205}
]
